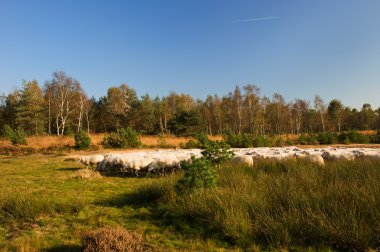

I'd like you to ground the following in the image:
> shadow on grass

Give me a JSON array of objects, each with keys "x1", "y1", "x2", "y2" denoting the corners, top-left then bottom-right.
[
  {"x1": 45, "y1": 244, "x2": 82, "y2": 252},
  {"x1": 57, "y1": 167, "x2": 81, "y2": 171}
]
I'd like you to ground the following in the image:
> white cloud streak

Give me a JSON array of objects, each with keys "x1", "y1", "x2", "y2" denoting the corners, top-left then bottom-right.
[{"x1": 226, "y1": 16, "x2": 278, "y2": 24}]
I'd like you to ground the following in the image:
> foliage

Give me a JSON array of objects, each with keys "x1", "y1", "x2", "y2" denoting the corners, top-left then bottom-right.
[
  {"x1": 175, "y1": 157, "x2": 216, "y2": 193},
  {"x1": 158, "y1": 159, "x2": 380, "y2": 251},
  {"x1": 82, "y1": 226, "x2": 146, "y2": 252},
  {"x1": 4, "y1": 126, "x2": 28, "y2": 145},
  {"x1": 168, "y1": 109, "x2": 204, "y2": 136},
  {"x1": 2, "y1": 124, "x2": 14, "y2": 140},
  {"x1": 201, "y1": 140, "x2": 234, "y2": 165},
  {"x1": 297, "y1": 133, "x2": 308, "y2": 145},
  {"x1": 223, "y1": 131, "x2": 254, "y2": 148},
  {"x1": 317, "y1": 132, "x2": 338, "y2": 144},
  {"x1": 180, "y1": 133, "x2": 210, "y2": 149},
  {"x1": 102, "y1": 127, "x2": 141, "y2": 148},
  {"x1": 74, "y1": 130, "x2": 92, "y2": 149}
]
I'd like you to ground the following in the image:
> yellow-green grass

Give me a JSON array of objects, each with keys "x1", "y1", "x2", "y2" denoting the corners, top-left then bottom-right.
[
  {"x1": 0, "y1": 154, "x2": 235, "y2": 251},
  {"x1": 1, "y1": 154, "x2": 380, "y2": 251}
]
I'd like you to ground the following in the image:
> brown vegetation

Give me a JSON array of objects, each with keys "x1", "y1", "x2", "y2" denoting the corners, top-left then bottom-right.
[{"x1": 82, "y1": 226, "x2": 147, "y2": 252}]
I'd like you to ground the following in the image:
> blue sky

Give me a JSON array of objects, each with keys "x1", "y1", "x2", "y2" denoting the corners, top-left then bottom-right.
[{"x1": 1, "y1": 0, "x2": 380, "y2": 109}]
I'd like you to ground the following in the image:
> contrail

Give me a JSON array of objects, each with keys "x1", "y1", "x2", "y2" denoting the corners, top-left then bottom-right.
[{"x1": 226, "y1": 16, "x2": 278, "y2": 24}]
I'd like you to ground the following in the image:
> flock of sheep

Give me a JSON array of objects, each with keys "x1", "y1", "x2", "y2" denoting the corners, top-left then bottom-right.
[{"x1": 77, "y1": 147, "x2": 380, "y2": 176}]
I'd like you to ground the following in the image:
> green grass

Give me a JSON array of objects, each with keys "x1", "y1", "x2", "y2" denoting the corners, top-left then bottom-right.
[{"x1": 1, "y1": 154, "x2": 379, "y2": 251}]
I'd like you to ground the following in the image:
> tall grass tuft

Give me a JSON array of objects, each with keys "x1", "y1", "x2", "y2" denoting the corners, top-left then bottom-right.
[
  {"x1": 0, "y1": 189, "x2": 87, "y2": 222},
  {"x1": 142, "y1": 159, "x2": 380, "y2": 251}
]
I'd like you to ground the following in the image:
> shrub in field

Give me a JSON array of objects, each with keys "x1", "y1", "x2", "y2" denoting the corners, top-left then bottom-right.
[
  {"x1": 156, "y1": 134, "x2": 169, "y2": 148},
  {"x1": 2, "y1": 124, "x2": 14, "y2": 140},
  {"x1": 223, "y1": 132, "x2": 254, "y2": 148},
  {"x1": 175, "y1": 157, "x2": 216, "y2": 193},
  {"x1": 308, "y1": 134, "x2": 319, "y2": 145},
  {"x1": 120, "y1": 127, "x2": 141, "y2": 148},
  {"x1": 253, "y1": 135, "x2": 267, "y2": 147},
  {"x1": 74, "y1": 130, "x2": 92, "y2": 149},
  {"x1": 102, "y1": 127, "x2": 141, "y2": 148},
  {"x1": 201, "y1": 140, "x2": 234, "y2": 165},
  {"x1": 8, "y1": 126, "x2": 27, "y2": 145},
  {"x1": 298, "y1": 133, "x2": 308, "y2": 145},
  {"x1": 1, "y1": 125, "x2": 31, "y2": 148},
  {"x1": 376, "y1": 130, "x2": 380, "y2": 143},
  {"x1": 180, "y1": 139, "x2": 201, "y2": 149},
  {"x1": 317, "y1": 132, "x2": 337, "y2": 144},
  {"x1": 180, "y1": 133, "x2": 210, "y2": 149},
  {"x1": 82, "y1": 226, "x2": 146, "y2": 252}
]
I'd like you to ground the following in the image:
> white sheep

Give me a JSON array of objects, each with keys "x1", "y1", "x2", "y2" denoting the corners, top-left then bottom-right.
[
  {"x1": 78, "y1": 155, "x2": 104, "y2": 168},
  {"x1": 231, "y1": 155, "x2": 254, "y2": 166},
  {"x1": 322, "y1": 151, "x2": 355, "y2": 161},
  {"x1": 148, "y1": 157, "x2": 181, "y2": 175}
]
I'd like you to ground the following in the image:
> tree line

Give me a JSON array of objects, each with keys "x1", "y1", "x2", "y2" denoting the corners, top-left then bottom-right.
[{"x1": 1, "y1": 71, "x2": 379, "y2": 137}]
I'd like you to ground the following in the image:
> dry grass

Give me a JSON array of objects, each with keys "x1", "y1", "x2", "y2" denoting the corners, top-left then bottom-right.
[{"x1": 70, "y1": 169, "x2": 102, "y2": 180}]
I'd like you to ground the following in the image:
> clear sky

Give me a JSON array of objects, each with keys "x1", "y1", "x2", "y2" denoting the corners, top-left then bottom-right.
[{"x1": 1, "y1": 0, "x2": 380, "y2": 109}]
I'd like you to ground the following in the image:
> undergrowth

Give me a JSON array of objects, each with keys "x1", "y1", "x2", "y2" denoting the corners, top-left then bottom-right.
[{"x1": 134, "y1": 159, "x2": 380, "y2": 251}]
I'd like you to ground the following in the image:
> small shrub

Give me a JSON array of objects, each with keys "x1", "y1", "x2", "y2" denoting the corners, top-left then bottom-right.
[
  {"x1": 274, "y1": 137, "x2": 285, "y2": 147},
  {"x1": 2, "y1": 125, "x2": 14, "y2": 140},
  {"x1": 298, "y1": 133, "x2": 308, "y2": 145},
  {"x1": 120, "y1": 127, "x2": 141, "y2": 148},
  {"x1": 157, "y1": 134, "x2": 169, "y2": 148},
  {"x1": 223, "y1": 132, "x2": 254, "y2": 148},
  {"x1": 102, "y1": 127, "x2": 141, "y2": 149},
  {"x1": 9, "y1": 126, "x2": 27, "y2": 145},
  {"x1": 82, "y1": 226, "x2": 146, "y2": 252},
  {"x1": 74, "y1": 130, "x2": 92, "y2": 149},
  {"x1": 180, "y1": 139, "x2": 201, "y2": 149},
  {"x1": 175, "y1": 157, "x2": 216, "y2": 193},
  {"x1": 308, "y1": 134, "x2": 319, "y2": 145},
  {"x1": 317, "y1": 132, "x2": 337, "y2": 145},
  {"x1": 201, "y1": 140, "x2": 234, "y2": 165},
  {"x1": 252, "y1": 135, "x2": 275, "y2": 147}
]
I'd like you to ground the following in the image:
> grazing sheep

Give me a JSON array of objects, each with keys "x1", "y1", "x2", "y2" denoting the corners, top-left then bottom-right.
[
  {"x1": 78, "y1": 155, "x2": 104, "y2": 168},
  {"x1": 231, "y1": 155, "x2": 254, "y2": 166},
  {"x1": 321, "y1": 151, "x2": 355, "y2": 161},
  {"x1": 148, "y1": 157, "x2": 181, "y2": 175}
]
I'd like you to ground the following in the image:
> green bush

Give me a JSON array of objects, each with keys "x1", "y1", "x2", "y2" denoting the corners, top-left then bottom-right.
[
  {"x1": 120, "y1": 127, "x2": 141, "y2": 148},
  {"x1": 74, "y1": 130, "x2": 92, "y2": 149},
  {"x1": 376, "y1": 130, "x2": 380, "y2": 143},
  {"x1": 253, "y1": 135, "x2": 266, "y2": 147},
  {"x1": 2, "y1": 125, "x2": 14, "y2": 140},
  {"x1": 175, "y1": 157, "x2": 216, "y2": 193},
  {"x1": 223, "y1": 132, "x2": 254, "y2": 148},
  {"x1": 298, "y1": 133, "x2": 308, "y2": 145},
  {"x1": 10, "y1": 126, "x2": 27, "y2": 145},
  {"x1": 102, "y1": 127, "x2": 141, "y2": 149},
  {"x1": 317, "y1": 132, "x2": 337, "y2": 145},
  {"x1": 201, "y1": 140, "x2": 234, "y2": 166},
  {"x1": 308, "y1": 134, "x2": 319, "y2": 145},
  {"x1": 180, "y1": 139, "x2": 202, "y2": 149}
]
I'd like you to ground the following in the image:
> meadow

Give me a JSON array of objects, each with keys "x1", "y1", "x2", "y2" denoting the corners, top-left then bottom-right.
[{"x1": 1, "y1": 151, "x2": 379, "y2": 251}]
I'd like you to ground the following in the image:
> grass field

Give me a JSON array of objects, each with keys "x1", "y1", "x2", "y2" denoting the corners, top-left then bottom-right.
[{"x1": 1, "y1": 153, "x2": 380, "y2": 251}]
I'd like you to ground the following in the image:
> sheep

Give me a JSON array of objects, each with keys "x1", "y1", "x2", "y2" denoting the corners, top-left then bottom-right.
[
  {"x1": 78, "y1": 155, "x2": 104, "y2": 168},
  {"x1": 321, "y1": 151, "x2": 355, "y2": 161},
  {"x1": 148, "y1": 157, "x2": 181, "y2": 176},
  {"x1": 231, "y1": 155, "x2": 254, "y2": 166}
]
